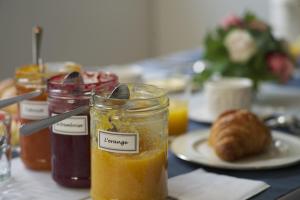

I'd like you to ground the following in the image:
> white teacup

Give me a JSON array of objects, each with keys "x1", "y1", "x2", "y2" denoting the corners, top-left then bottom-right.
[{"x1": 204, "y1": 78, "x2": 253, "y2": 119}]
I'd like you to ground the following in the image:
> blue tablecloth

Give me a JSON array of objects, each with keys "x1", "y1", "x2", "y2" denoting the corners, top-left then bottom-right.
[{"x1": 137, "y1": 49, "x2": 300, "y2": 200}]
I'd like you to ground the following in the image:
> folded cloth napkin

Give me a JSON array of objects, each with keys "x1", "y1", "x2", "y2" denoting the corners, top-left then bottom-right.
[{"x1": 168, "y1": 169, "x2": 269, "y2": 200}]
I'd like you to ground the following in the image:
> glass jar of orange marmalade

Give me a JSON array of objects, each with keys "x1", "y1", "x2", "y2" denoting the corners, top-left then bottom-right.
[
  {"x1": 90, "y1": 83, "x2": 169, "y2": 200},
  {"x1": 15, "y1": 64, "x2": 81, "y2": 171}
]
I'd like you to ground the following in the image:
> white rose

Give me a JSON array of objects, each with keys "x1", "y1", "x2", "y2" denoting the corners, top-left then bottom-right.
[{"x1": 224, "y1": 29, "x2": 257, "y2": 63}]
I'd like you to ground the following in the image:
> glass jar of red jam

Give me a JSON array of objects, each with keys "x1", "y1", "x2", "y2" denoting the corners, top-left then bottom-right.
[
  {"x1": 15, "y1": 64, "x2": 81, "y2": 171},
  {"x1": 47, "y1": 71, "x2": 118, "y2": 188}
]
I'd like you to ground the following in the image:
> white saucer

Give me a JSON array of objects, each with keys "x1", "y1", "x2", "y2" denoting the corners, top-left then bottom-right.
[
  {"x1": 171, "y1": 129, "x2": 300, "y2": 170},
  {"x1": 189, "y1": 83, "x2": 300, "y2": 123},
  {"x1": 189, "y1": 97, "x2": 216, "y2": 123}
]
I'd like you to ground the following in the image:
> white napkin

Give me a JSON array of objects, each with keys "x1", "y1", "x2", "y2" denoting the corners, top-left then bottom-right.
[
  {"x1": 168, "y1": 169, "x2": 270, "y2": 200},
  {"x1": 3, "y1": 159, "x2": 269, "y2": 200},
  {"x1": 0, "y1": 158, "x2": 89, "y2": 200}
]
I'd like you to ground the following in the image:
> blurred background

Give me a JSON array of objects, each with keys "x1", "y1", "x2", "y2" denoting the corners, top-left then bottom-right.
[{"x1": 0, "y1": 0, "x2": 274, "y2": 79}]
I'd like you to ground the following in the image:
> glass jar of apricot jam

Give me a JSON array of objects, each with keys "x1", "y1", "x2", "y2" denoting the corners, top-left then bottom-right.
[
  {"x1": 90, "y1": 83, "x2": 169, "y2": 200},
  {"x1": 48, "y1": 71, "x2": 118, "y2": 188},
  {"x1": 15, "y1": 64, "x2": 81, "y2": 171}
]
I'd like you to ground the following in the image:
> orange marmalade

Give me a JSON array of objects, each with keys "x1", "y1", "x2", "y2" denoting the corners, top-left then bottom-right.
[
  {"x1": 15, "y1": 64, "x2": 80, "y2": 170},
  {"x1": 90, "y1": 83, "x2": 169, "y2": 200}
]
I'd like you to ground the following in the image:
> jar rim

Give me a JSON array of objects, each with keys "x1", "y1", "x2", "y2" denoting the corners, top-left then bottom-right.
[
  {"x1": 15, "y1": 63, "x2": 82, "y2": 79},
  {"x1": 48, "y1": 71, "x2": 119, "y2": 97},
  {"x1": 91, "y1": 83, "x2": 169, "y2": 112}
]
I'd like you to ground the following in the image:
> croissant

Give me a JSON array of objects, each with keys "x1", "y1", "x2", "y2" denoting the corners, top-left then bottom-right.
[{"x1": 209, "y1": 110, "x2": 271, "y2": 161}]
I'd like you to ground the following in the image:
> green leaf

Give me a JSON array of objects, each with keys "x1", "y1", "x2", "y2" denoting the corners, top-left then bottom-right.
[
  {"x1": 193, "y1": 67, "x2": 214, "y2": 86},
  {"x1": 243, "y1": 11, "x2": 256, "y2": 22}
]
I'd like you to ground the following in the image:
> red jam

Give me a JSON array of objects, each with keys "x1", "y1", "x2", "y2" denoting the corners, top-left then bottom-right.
[{"x1": 47, "y1": 71, "x2": 118, "y2": 188}]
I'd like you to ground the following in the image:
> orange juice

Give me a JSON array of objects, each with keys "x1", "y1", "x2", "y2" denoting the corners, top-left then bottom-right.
[
  {"x1": 90, "y1": 83, "x2": 169, "y2": 200},
  {"x1": 168, "y1": 99, "x2": 188, "y2": 136}
]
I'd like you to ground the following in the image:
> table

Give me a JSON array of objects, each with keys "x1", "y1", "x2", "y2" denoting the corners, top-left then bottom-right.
[
  {"x1": 169, "y1": 121, "x2": 300, "y2": 200},
  {"x1": 7, "y1": 48, "x2": 300, "y2": 199},
  {"x1": 137, "y1": 49, "x2": 300, "y2": 199}
]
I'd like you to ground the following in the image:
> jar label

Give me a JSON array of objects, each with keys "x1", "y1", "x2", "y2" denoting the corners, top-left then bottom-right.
[
  {"x1": 20, "y1": 100, "x2": 49, "y2": 120},
  {"x1": 98, "y1": 130, "x2": 139, "y2": 154},
  {"x1": 52, "y1": 114, "x2": 88, "y2": 136}
]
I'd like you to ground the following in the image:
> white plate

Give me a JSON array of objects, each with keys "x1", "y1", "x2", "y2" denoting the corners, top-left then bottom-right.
[
  {"x1": 189, "y1": 83, "x2": 300, "y2": 123},
  {"x1": 146, "y1": 77, "x2": 187, "y2": 93},
  {"x1": 171, "y1": 129, "x2": 300, "y2": 170}
]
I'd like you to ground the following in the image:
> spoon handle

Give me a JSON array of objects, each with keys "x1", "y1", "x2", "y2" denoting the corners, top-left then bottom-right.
[
  {"x1": 20, "y1": 105, "x2": 89, "y2": 136},
  {"x1": 32, "y1": 26, "x2": 43, "y2": 65},
  {"x1": 0, "y1": 90, "x2": 42, "y2": 109}
]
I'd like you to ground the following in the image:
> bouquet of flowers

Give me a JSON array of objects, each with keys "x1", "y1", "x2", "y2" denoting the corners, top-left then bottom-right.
[{"x1": 194, "y1": 12, "x2": 295, "y2": 90}]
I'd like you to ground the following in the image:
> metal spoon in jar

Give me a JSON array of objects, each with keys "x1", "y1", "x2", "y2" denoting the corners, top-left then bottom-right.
[
  {"x1": 0, "y1": 27, "x2": 45, "y2": 109},
  {"x1": 32, "y1": 26, "x2": 43, "y2": 68},
  {"x1": 0, "y1": 90, "x2": 42, "y2": 109},
  {"x1": 0, "y1": 70, "x2": 81, "y2": 109},
  {"x1": 20, "y1": 73, "x2": 129, "y2": 135}
]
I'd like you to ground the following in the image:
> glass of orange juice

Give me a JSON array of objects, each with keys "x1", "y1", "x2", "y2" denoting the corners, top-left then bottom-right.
[
  {"x1": 90, "y1": 83, "x2": 169, "y2": 200},
  {"x1": 168, "y1": 97, "x2": 188, "y2": 136},
  {"x1": 168, "y1": 74, "x2": 191, "y2": 137},
  {"x1": 145, "y1": 63, "x2": 192, "y2": 138}
]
